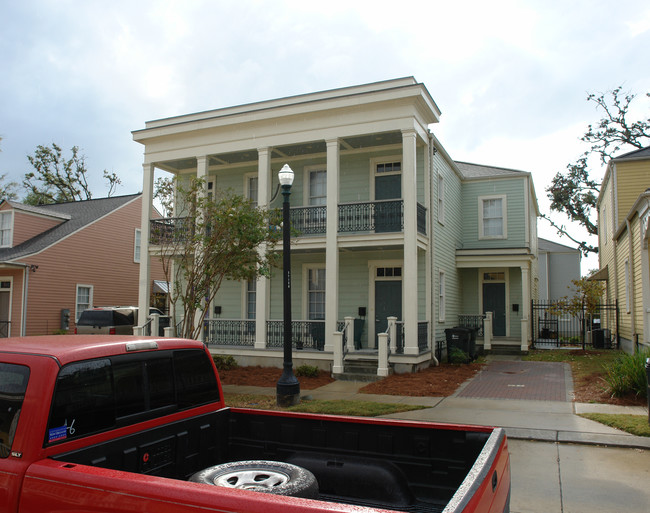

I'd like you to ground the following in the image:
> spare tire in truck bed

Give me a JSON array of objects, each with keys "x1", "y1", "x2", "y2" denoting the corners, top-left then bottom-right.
[{"x1": 189, "y1": 460, "x2": 319, "y2": 499}]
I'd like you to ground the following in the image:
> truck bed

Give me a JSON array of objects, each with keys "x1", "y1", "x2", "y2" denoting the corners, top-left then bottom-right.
[{"x1": 51, "y1": 408, "x2": 506, "y2": 513}]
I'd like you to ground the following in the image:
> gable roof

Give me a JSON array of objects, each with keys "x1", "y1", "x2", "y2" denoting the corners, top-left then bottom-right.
[
  {"x1": 538, "y1": 237, "x2": 580, "y2": 254},
  {"x1": 454, "y1": 161, "x2": 529, "y2": 179},
  {"x1": 0, "y1": 194, "x2": 141, "y2": 261},
  {"x1": 612, "y1": 145, "x2": 650, "y2": 162}
]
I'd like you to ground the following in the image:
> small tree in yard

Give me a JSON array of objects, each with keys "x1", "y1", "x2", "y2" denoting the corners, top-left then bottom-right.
[
  {"x1": 153, "y1": 177, "x2": 280, "y2": 340},
  {"x1": 549, "y1": 277, "x2": 606, "y2": 337}
]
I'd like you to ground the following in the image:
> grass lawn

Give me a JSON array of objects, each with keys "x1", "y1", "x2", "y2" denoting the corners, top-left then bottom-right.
[
  {"x1": 224, "y1": 393, "x2": 427, "y2": 417},
  {"x1": 579, "y1": 413, "x2": 650, "y2": 437}
]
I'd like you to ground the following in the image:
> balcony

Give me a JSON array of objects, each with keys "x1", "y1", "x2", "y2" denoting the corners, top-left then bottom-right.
[
  {"x1": 149, "y1": 200, "x2": 427, "y2": 245},
  {"x1": 151, "y1": 200, "x2": 426, "y2": 244}
]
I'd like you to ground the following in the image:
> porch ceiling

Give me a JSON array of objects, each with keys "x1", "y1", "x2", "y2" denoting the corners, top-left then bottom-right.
[{"x1": 156, "y1": 131, "x2": 403, "y2": 172}]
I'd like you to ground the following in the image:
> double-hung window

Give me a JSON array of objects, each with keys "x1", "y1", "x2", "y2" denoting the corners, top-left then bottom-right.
[
  {"x1": 479, "y1": 195, "x2": 507, "y2": 239},
  {"x1": 309, "y1": 170, "x2": 326, "y2": 206},
  {"x1": 0, "y1": 211, "x2": 13, "y2": 248},
  {"x1": 307, "y1": 268, "x2": 326, "y2": 320},
  {"x1": 76, "y1": 285, "x2": 93, "y2": 322}
]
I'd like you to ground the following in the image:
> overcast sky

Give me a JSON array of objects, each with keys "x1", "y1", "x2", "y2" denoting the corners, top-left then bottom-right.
[{"x1": 2, "y1": 0, "x2": 649, "y2": 273}]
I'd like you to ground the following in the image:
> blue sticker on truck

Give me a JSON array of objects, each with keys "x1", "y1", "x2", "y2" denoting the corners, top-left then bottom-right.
[{"x1": 48, "y1": 425, "x2": 68, "y2": 442}]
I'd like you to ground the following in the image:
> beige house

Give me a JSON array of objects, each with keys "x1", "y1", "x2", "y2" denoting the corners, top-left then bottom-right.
[
  {"x1": 595, "y1": 146, "x2": 650, "y2": 352},
  {"x1": 0, "y1": 194, "x2": 164, "y2": 336},
  {"x1": 134, "y1": 78, "x2": 539, "y2": 375}
]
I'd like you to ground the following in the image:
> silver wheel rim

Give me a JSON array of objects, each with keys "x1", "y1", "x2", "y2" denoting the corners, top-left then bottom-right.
[{"x1": 214, "y1": 469, "x2": 290, "y2": 490}]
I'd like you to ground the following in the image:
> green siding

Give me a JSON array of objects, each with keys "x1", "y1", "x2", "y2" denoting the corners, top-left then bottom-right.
[{"x1": 461, "y1": 178, "x2": 527, "y2": 249}]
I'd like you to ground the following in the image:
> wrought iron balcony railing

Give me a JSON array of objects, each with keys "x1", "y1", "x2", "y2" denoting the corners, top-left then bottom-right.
[{"x1": 151, "y1": 200, "x2": 426, "y2": 244}]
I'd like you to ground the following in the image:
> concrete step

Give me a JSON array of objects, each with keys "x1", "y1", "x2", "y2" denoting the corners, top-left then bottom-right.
[
  {"x1": 332, "y1": 359, "x2": 386, "y2": 382},
  {"x1": 487, "y1": 344, "x2": 528, "y2": 356}
]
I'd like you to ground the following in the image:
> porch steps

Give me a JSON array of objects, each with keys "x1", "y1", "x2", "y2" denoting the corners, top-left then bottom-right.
[
  {"x1": 333, "y1": 359, "x2": 386, "y2": 382},
  {"x1": 485, "y1": 340, "x2": 528, "y2": 356}
]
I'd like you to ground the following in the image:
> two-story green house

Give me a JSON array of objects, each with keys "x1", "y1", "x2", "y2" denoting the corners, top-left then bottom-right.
[{"x1": 134, "y1": 77, "x2": 539, "y2": 376}]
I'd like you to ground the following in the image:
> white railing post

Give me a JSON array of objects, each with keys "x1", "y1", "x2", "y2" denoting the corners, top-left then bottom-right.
[
  {"x1": 388, "y1": 316, "x2": 398, "y2": 353},
  {"x1": 377, "y1": 332, "x2": 389, "y2": 377},
  {"x1": 151, "y1": 313, "x2": 160, "y2": 337},
  {"x1": 164, "y1": 326, "x2": 175, "y2": 337},
  {"x1": 344, "y1": 316, "x2": 355, "y2": 352},
  {"x1": 133, "y1": 326, "x2": 143, "y2": 336},
  {"x1": 484, "y1": 312, "x2": 493, "y2": 351},
  {"x1": 333, "y1": 331, "x2": 344, "y2": 375},
  {"x1": 521, "y1": 317, "x2": 529, "y2": 351}
]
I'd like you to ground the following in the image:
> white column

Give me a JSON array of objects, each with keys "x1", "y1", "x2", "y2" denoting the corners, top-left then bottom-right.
[
  {"x1": 402, "y1": 129, "x2": 419, "y2": 355},
  {"x1": 195, "y1": 156, "x2": 209, "y2": 339},
  {"x1": 324, "y1": 139, "x2": 340, "y2": 352},
  {"x1": 377, "y1": 332, "x2": 389, "y2": 377},
  {"x1": 521, "y1": 264, "x2": 530, "y2": 351},
  {"x1": 138, "y1": 163, "x2": 155, "y2": 327},
  {"x1": 332, "y1": 331, "x2": 344, "y2": 374},
  {"x1": 255, "y1": 148, "x2": 271, "y2": 349},
  {"x1": 484, "y1": 312, "x2": 493, "y2": 350}
]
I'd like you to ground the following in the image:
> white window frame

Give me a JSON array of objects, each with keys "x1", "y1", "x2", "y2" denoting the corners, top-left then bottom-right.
[
  {"x1": 438, "y1": 270, "x2": 446, "y2": 322},
  {"x1": 244, "y1": 173, "x2": 259, "y2": 207},
  {"x1": 242, "y1": 279, "x2": 256, "y2": 319},
  {"x1": 0, "y1": 211, "x2": 14, "y2": 248},
  {"x1": 602, "y1": 205, "x2": 608, "y2": 246},
  {"x1": 303, "y1": 165, "x2": 327, "y2": 206},
  {"x1": 75, "y1": 284, "x2": 94, "y2": 322},
  {"x1": 437, "y1": 173, "x2": 445, "y2": 225},
  {"x1": 479, "y1": 195, "x2": 507, "y2": 240},
  {"x1": 369, "y1": 155, "x2": 402, "y2": 200},
  {"x1": 134, "y1": 228, "x2": 141, "y2": 263},
  {"x1": 302, "y1": 265, "x2": 326, "y2": 320}
]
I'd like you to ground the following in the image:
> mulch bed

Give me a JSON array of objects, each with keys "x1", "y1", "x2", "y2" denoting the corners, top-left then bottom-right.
[{"x1": 218, "y1": 366, "x2": 335, "y2": 390}]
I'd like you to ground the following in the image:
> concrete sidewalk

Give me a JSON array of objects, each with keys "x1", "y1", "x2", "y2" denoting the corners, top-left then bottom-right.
[{"x1": 221, "y1": 378, "x2": 650, "y2": 450}]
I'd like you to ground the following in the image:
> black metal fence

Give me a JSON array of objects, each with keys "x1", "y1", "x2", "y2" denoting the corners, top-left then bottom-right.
[
  {"x1": 204, "y1": 320, "x2": 256, "y2": 347},
  {"x1": 266, "y1": 320, "x2": 326, "y2": 350},
  {"x1": 531, "y1": 300, "x2": 619, "y2": 350}
]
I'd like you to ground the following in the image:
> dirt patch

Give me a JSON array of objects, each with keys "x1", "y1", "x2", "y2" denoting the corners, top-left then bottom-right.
[
  {"x1": 218, "y1": 366, "x2": 335, "y2": 390},
  {"x1": 359, "y1": 362, "x2": 485, "y2": 396},
  {"x1": 572, "y1": 371, "x2": 646, "y2": 406}
]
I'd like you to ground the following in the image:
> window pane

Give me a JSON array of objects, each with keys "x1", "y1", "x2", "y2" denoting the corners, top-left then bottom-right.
[
  {"x1": 174, "y1": 350, "x2": 220, "y2": 408},
  {"x1": 248, "y1": 177, "x2": 258, "y2": 207},
  {"x1": 308, "y1": 269, "x2": 326, "y2": 320},
  {"x1": 0, "y1": 363, "x2": 29, "y2": 458},
  {"x1": 309, "y1": 171, "x2": 326, "y2": 205},
  {"x1": 247, "y1": 280, "x2": 256, "y2": 319},
  {"x1": 48, "y1": 359, "x2": 115, "y2": 443}
]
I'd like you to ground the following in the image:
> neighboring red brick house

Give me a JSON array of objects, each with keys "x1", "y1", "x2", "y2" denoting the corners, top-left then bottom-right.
[{"x1": 0, "y1": 194, "x2": 164, "y2": 337}]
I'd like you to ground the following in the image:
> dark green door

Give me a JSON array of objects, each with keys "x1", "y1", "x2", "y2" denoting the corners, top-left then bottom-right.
[
  {"x1": 375, "y1": 175, "x2": 401, "y2": 233},
  {"x1": 375, "y1": 281, "x2": 402, "y2": 347},
  {"x1": 483, "y1": 283, "x2": 506, "y2": 336}
]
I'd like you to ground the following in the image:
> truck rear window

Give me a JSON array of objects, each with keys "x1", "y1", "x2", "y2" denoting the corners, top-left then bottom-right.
[
  {"x1": 46, "y1": 349, "x2": 220, "y2": 445},
  {"x1": 77, "y1": 310, "x2": 132, "y2": 326},
  {"x1": 0, "y1": 363, "x2": 30, "y2": 458}
]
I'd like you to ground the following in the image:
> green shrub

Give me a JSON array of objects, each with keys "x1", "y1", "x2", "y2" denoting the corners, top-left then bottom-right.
[
  {"x1": 295, "y1": 365, "x2": 320, "y2": 378},
  {"x1": 449, "y1": 346, "x2": 470, "y2": 364},
  {"x1": 603, "y1": 349, "x2": 649, "y2": 399},
  {"x1": 212, "y1": 354, "x2": 239, "y2": 371}
]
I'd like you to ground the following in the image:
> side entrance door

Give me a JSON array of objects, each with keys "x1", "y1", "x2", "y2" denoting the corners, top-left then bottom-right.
[
  {"x1": 375, "y1": 280, "x2": 402, "y2": 348},
  {"x1": 483, "y1": 282, "x2": 506, "y2": 336}
]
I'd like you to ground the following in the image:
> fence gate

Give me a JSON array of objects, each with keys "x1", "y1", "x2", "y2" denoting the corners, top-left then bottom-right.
[{"x1": 531, "y1": 300, "x2": 619, "y2": 350}]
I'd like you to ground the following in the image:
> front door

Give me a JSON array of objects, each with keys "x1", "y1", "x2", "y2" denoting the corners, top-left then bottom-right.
[
  {"x1": 0, "y1": 281, "x2": 10, "y2": 337},
  {"x1": 375, "y1": 280, "x2": 402, "y2": 347},
  {"x1": 375, "y1": 174, "x2": 401, "y2": 233},
  {"x1": 483, "y1": 283, "x2": 506, "y2": 336}
]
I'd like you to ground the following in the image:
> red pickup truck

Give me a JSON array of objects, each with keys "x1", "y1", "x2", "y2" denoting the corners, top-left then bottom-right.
[{"x1": 0, "y1": 336, "x2": 510, "y2": 513}]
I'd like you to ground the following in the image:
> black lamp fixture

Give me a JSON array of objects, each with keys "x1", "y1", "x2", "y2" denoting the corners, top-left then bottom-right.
[{"x1": 276, "y1": 164, "x2": 300, "y2": 407}]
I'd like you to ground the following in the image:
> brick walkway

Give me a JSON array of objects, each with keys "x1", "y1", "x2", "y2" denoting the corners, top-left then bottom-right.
[{"x1": 456, "y1": 361, "x2": 571, "y2": 401}]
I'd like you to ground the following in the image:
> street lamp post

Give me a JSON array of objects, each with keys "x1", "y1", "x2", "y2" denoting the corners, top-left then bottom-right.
[{"x1": 276, "y1": 164, "x2": 300, "y2": 406}]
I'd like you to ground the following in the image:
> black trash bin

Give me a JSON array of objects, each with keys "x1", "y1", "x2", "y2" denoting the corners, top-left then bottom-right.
[
  {"x1": 445, "y1": 327, "x2": 474, "y2": 363},
  {"x1": 591, "y1": 329, "x2": 605, "y2": 349}
]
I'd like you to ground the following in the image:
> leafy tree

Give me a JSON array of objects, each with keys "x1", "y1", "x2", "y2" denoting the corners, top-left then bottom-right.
[
  {"x1": 152, "y1": 177, "x2": 281, "y2": 340},
  {"x1": 23, "y1": 143, "x2": 121, "y2": 205},
  {"x1": 543, "y1": 87, "x2": 650, "y2": 254}
]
